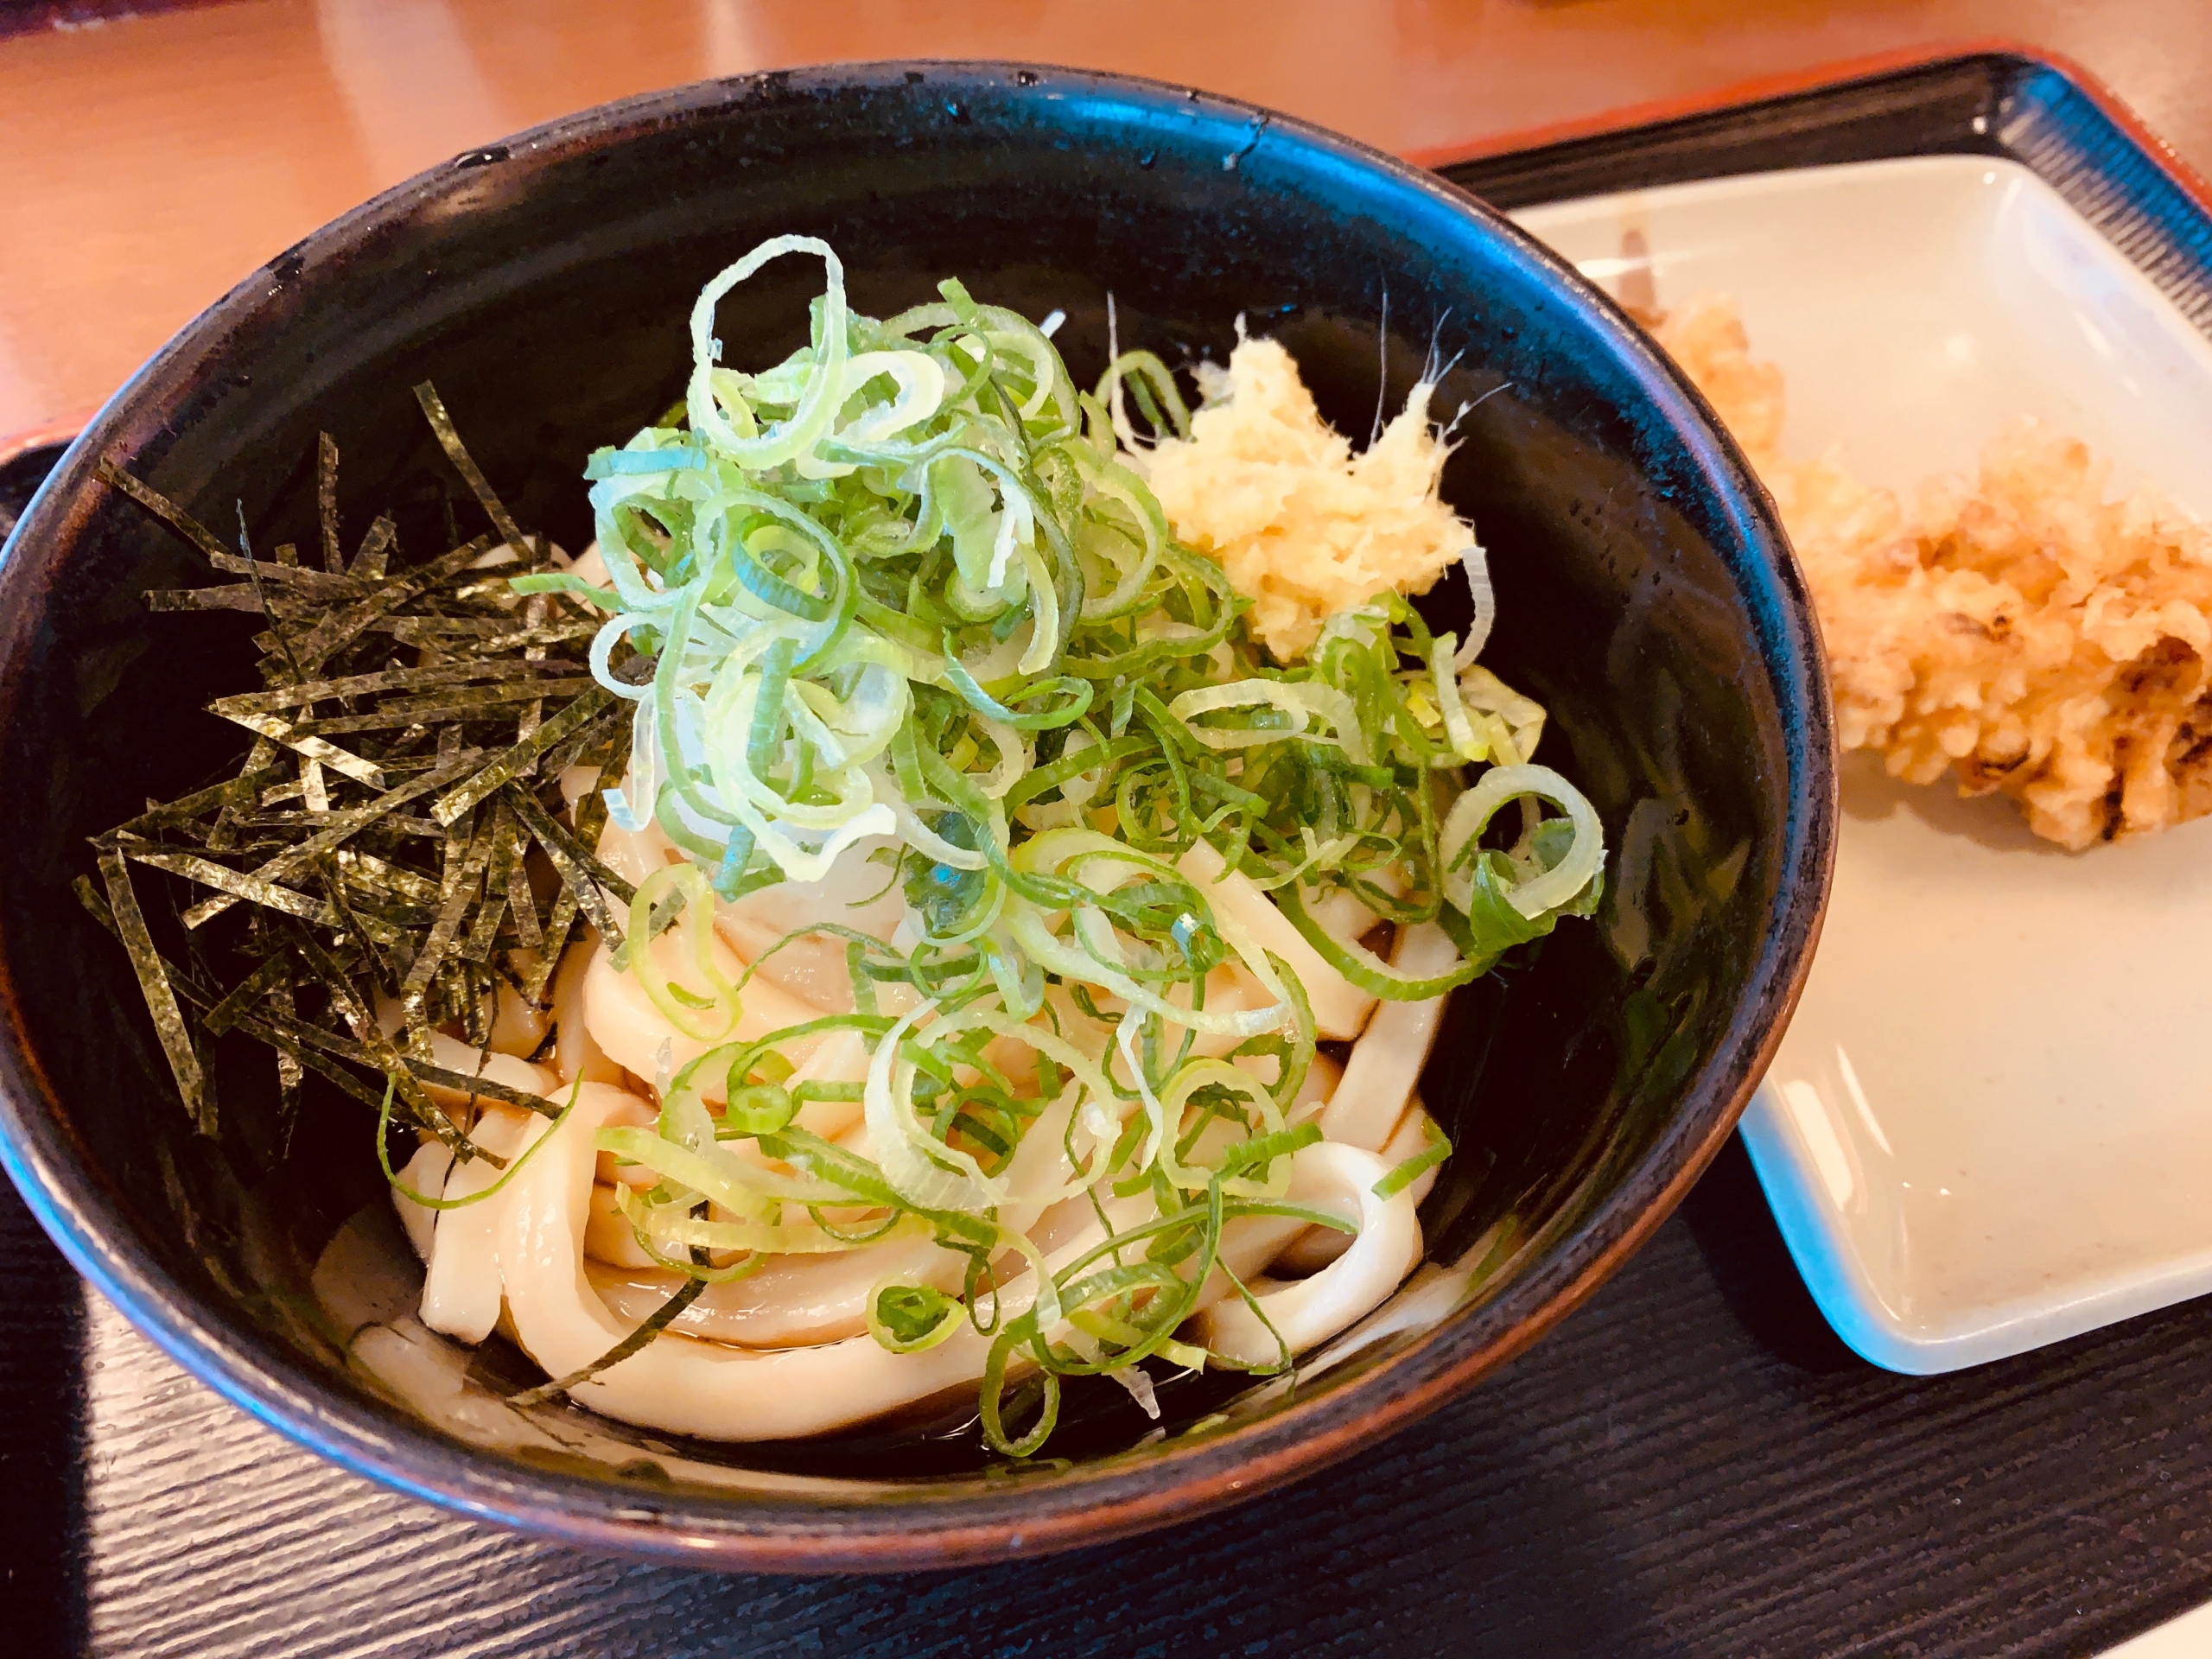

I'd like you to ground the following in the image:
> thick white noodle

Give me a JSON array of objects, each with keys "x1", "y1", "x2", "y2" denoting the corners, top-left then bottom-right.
[
  {"x1": 413, "y1": 1041, "x2": 559, "y2": 1117},
  {"x1": 1275, "y1": 1098, "x2": 1441, "y2": 1274},
  {"x1": 1196, "y1": 1052, "x2": 1344, "y2": 1301},
  {"x1": 1166, "y1": 960, "x2": 1293, "y2": 1062},
  {"x1": 1310, "y1": 921, "x2": 1459, "y2": 1151},
  {"x1": 581, "y1": 925, "x2": 832, "y2": 1094},
  {"x1": 486, "y1": 982, "x2": 549, "y2": 1056},
  {"x1": 398, "y1": 815, "x2": 1463, "y2": 1440},
  {"x1": 496, "y1": 1084, "x2": 1152, "y2": 1440},
  {"x1": 591, "y1": 810, "x2": 679, "y2": 889},
  {"x1": 393, "y1": 1144, "x2": 446, "y2": 1262},
  {"x1": 1178, "y1": 839, "x2": 1376, "y2": 1040},
  {"x1": 552, "y1": 941, "x2": 626, "y2": 1087},
  {"x1": 394, "y1": 1044, "x2": 566, "y2": 1338},
  {"x1": 587, "y1": 1232, "x2": 960, "y2": 1346},
  {"x1": 591, "y1": 1092, "x2": 1084, "y2": 1347},
  {"x1": 710, "y1": 836, "x2": 904, "y2": 1010},
  {"x1": 1188, "y1": 1142, "x2": 1421, "y2": 1367},
  {"x1": 417, "y1": 1105, "x2": 535, "y2": 1343},
  {"x1": 582, "y1": 1185, "x2": 664, "y2": 1270},
  {"x1": 1300, "y1": 885, "x2": 1387, "y2": 953}
]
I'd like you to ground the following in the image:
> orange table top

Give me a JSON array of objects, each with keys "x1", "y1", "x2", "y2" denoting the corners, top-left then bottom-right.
[{"x1": 3, "y1": 0, "x2": 2209, "y2": 448}]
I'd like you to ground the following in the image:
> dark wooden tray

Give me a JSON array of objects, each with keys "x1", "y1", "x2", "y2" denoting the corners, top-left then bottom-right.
[{"x1": 7, "y1": 47, "x2": 2212, "y2": 1657}]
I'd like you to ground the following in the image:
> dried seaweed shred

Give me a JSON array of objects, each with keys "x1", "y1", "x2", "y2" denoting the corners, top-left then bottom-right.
[
  {"x1": 506, "y1": 1276, "x2": 708, "y2": 1407},
  {"x1": 99, "y1": 849, "x2": 214, "y2": 1135},
  {"x1": 87, "y1": 391, "x2": 632, "y2": 1146}
]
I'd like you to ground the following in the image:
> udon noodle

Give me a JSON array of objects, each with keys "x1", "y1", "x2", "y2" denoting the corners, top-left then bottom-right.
[
  {"x1": 95, "y1": 233, "x2": 1607, "y2": 1457},
  {"x1": 393, "y1": 802, "x2": 1454, "y2": 1440}
]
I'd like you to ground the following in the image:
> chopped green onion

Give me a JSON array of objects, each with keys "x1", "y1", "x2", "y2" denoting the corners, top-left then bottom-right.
[{"x1": 87, "y1": 238, "x2": 1621, "y2": 1461}]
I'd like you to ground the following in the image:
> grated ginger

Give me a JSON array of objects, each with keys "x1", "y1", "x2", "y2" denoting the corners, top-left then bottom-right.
[{"x1": 1144, "y1": 336, "x2": 1474, "y2": 662}]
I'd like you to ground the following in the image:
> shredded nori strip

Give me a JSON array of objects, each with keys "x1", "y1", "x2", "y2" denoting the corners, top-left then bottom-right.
[
  {"x1": 99, "y1": 849, "x2": 214, "y2": 1134},
  {"x1": 352, "y1": 512, "x2": 396, "y2": 581},
  {"x1": 266, "y1": 963, "x2": 305, "y2": 1153},
  {"x1": 99, "y1": 764, "x2": 287, "y2": 842},
  {"x1": 402, "y1": 1060, "x2": 564, "y2": 1119},
  {"x1": 335, "y1": 849, "x2": 441, "y2": 906},
  {"x1": 507, "y1": 1276, "x2": 709, "y2": 1407},
  {"x1": 279, "y1": 536, "x2": 492, "y2": 669},
  {"x1": 230, "y1": 1009, "x2": 397, "y2": 1115},
  {"x1": 86, "y1": 398, "x2": 632, "y2": 1142},
  {"x1": 404, "y1": 810, "x2": 496, "y2": 1021},
  {"x1": 94, "y1": 458, "x2": 231, "y2": 567},
  {"x1": 215, "y1": 711, "x2": 387, "y2": 786},
  {"x1": 179, "y1": 751, "x2": 486, "y2": 930},
  {"x1": 461, "y1": 806, "x2": 519, "y2": 963},
  {"x1": 505, "y1": 836, "x2": 543, "y2": 950},
  {"x1": 317, "y1": 433, "x2": 344, "y2": 575},
  {"x1": 146, "y1": 587, "x2": 289, "y2": 614},
  {"x1": 296, "y1": 682, "x2": 596, "y2": 735},
  {"x1": 200, "y1": 951, "x2": 292, "y2": 1037},
  {"x1": 210, "y1": 658, "x2": 575, "y2": 716},
  {"x1": 432, "y1": 687, "x2": 613, "y2": 827},
  {"x1": 123, "y1": 847, "x2": 343, "y2": 927},
  {"x1": 203, "y1": 553, "x2": 361, "y2": 596},
  {"x1": 415, "y1": 383, "x2": 528, "y2": 552},
  {"x1": 504, "y1": 782, "x2": 631, "y2": 943},
  {"x1": 522, "y1": 886, "x2": 581, "y2": 1005}
]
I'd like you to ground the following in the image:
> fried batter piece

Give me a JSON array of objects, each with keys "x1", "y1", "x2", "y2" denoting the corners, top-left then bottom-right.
[{"x1": 1656, "y1": 294, "x2": 2212, "y2": 849}]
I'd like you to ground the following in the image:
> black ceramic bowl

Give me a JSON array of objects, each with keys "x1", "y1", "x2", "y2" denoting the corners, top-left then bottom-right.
[{"x1": 0, "y1": 63, "x2": 1832, "y2": 1570}]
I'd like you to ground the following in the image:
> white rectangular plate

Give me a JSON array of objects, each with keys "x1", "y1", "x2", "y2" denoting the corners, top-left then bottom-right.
[{"x1": 1516, "y1": 156, "x2": 2212, "y2": 1373}]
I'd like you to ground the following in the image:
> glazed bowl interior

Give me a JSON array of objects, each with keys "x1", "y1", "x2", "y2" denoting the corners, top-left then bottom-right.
[{"x1": 0, "y1": 64, "x2": 1827, "y2": 1567}]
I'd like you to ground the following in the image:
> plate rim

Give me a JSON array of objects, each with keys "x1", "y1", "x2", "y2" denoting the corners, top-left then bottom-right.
[{"x1": 1448, "y1": 41, "x2": 2212, "y2": 1374}]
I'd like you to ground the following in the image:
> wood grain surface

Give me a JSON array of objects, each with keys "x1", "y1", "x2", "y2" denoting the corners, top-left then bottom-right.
[
  {"x1": 3, "y1": 0, "x2": 2212, "y2": 443},
  {"x1": 11, "y1": 6, "x2": 2212, "y2": 1652}
]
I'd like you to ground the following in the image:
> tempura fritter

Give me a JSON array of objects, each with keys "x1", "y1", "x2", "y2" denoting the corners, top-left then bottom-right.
[{"x1": 1656, "y1": 295, "x2": 2212, "y2": 849}]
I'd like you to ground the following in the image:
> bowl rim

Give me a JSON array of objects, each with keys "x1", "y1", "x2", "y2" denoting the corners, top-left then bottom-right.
[{"x1": 0, "y1": 57, "x2": 1834, "y2": 1572}]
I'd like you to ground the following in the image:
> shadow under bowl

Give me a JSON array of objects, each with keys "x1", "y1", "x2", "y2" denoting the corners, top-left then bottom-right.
[{"x1": 0, "y1": 62, "x2": 1833, "y2": 1571}]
